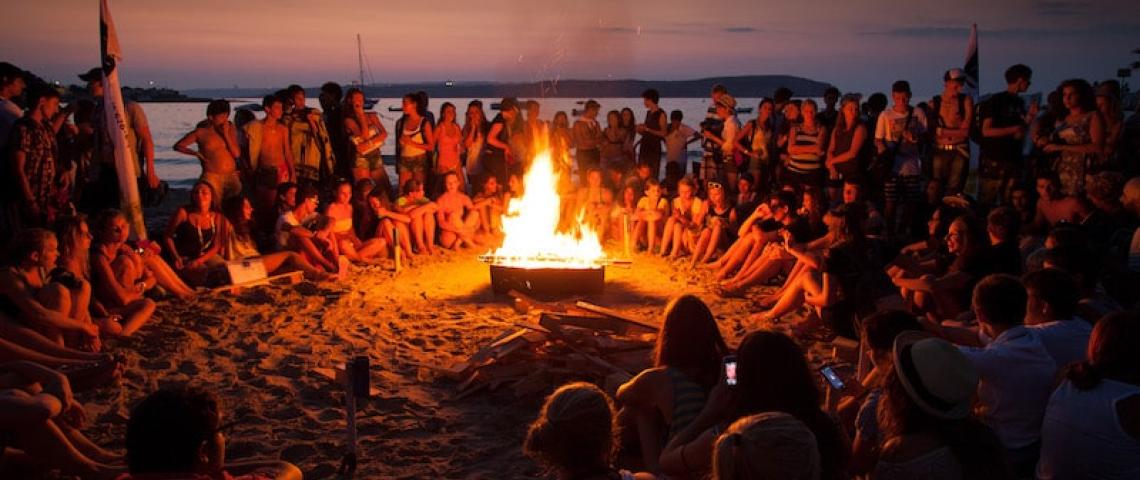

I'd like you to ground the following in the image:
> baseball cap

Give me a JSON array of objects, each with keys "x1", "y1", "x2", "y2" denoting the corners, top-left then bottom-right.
[
  {"x1": 78, "y1": 67, "x2": 103, "y2": 82},
  {"x1": 944, "y1": 68, "x2": 966, "y2": 82}
]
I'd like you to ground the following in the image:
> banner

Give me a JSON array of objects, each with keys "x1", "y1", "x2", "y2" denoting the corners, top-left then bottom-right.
[
  {"x1": 100, "y1": 0, "x2": 147, "y2": 239},
  {"x1": 963, "y1": 23, "x2": 979, "y2": 100}
]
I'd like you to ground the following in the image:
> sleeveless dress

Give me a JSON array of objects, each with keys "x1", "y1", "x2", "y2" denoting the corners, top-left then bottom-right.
[{"x1": 1052, "y1": 112, "x2": 1097, "y2": 196}]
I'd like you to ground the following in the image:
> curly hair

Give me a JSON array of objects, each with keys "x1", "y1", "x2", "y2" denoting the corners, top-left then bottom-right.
[{"x1": 523, "y1": 382, "x2": 618, "y2": 477}]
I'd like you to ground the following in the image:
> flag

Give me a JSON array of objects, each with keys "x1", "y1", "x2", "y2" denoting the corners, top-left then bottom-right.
[
  {"x1": 100, "y1": 0, "x2": 146, "y2": 239},
  {"x1": 963, "y1": 23, "x2": 979, "y2": 100}
]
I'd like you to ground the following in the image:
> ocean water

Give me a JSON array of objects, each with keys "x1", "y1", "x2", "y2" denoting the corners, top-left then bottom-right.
[{"x1": 144, "y1": 97, "x2": 781, "y2": 187}]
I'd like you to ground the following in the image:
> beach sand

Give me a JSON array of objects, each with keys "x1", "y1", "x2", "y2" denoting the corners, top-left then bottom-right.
[{"x1": 75, "y1": 191, "x2": 833, "y2": 479}]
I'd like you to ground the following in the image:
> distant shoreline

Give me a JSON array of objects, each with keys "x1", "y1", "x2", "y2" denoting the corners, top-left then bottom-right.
[{"x1": 183, "y1": 75, "x2": 834, "y2": 100}]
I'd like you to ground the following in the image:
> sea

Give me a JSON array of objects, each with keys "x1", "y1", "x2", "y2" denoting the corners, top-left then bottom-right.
[{"x1": 144, "y1": 97, "x2": 781, "y2": 188}]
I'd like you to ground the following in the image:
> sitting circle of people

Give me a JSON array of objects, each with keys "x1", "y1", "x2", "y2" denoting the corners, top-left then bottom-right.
[{"x1": 3, "y1": 58, "x2": 1140, "y2": 479}]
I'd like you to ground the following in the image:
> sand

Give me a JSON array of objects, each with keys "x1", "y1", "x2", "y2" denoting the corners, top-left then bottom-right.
[{"x1": 75, "y1": 192, "x2": 831, "y2": 479}]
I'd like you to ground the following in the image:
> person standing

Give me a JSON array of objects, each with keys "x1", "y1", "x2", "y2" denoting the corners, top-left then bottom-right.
[
  {"x1": 1045, "y1": 79, "x2": 1105, "y2": 197},
  {"x1": 78, "y1": 67, "x2": 158, "y2": 212},
  {"x1": 931, "y1": 68, "x2": 974, "y2": 195},
  {"x1": 978, "y1": 64, "x2": 1037, "y2": 207},
  {"x1": 8, "y1": 86, "x2": 63, "y2": 229},
  {"x1": 173, "y1": 99, "x2": 242, "y2": 205},
  {"x1": 283, "y1": 85, "x2": 336, "y2": 189},
  {"x1": 397, "y1": 93, "x2": 435, "y2": 194},
  {"x1": 875, "y1": 80, "x2": 928, "y2": 237},
  {"x1": 573, "y1": 99, "x2": 603, "y2": 185},
  {"x1": 637, "y1": 88, "x2": 667, "y2": 180},
  {"x1": 343, "y1": 88, "x2": 389, "y2": 196},
  {"x1": 319, "y1": 81, "x2": 350, "y2": 179},
  {"x1": 0, "y1": 62, "x2": 26, "y2": 147},
  {"x1": 245, "y1": 95, "x2": 294, "y2": 234}
]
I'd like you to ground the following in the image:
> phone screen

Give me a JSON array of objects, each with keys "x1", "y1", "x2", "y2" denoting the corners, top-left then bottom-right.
[
  {"x1": 819, "y1": 366, "x2": 845, "y2": 390},
  {"x1": 723, "y1": 355, "x2": 737, "y2": 386}
]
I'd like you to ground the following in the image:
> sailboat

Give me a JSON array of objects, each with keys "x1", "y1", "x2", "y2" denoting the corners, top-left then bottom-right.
[{"x1": 355, "y1": 34, "x2": 379, "y2": 110}]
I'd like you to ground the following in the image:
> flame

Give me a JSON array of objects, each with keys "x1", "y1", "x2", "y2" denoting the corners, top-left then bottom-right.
[{"x1": 490, "y1": 143, "x2": 605, "y2": 269}]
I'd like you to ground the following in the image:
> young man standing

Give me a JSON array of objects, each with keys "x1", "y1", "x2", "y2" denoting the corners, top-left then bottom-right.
[
  {"x1": 931, "y1": 68, "x2": 974, "y2": 195},
  {"x1": 79, "y1": 67, "x2": 159, "y2": 211},
  {"x1": 875, "y1": 80, "x2": 927, "y2": 237},
  {"x1": 246, "y1": 95, "x2": 294, "y2": 232},
  {"x1": 284, "y1": 84, "x2": 335, "y2": 188},
  {"x1": 978, "y1": 64, "x2": 1037, "y2": 206},
  {"x1": 572, "y1": 100, "x2": 603, "y2": 185},
  {"x1": 173, "y1": 99, "x2": 241, "y2": 205},
  {"x1": 9, "y1": 86, "x2": 62, "y2": 228},
  {"x1": 636, "y1": 88, "x2": 667, "y2": 180},
  {"x1": 0, "y1": 62, "x2": 26, "y2": 147}
]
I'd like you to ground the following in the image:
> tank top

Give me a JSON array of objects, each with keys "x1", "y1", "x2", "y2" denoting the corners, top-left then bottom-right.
[
  {"x1": 830, "y1": 121, "x2": 862, "y2": 175},
  {"x1": 1037, "y1": 379, "x2": 1140, "y2": 479},
  {"x1": 436, "y1": 123, "x2": 462, "y2": 171},
  {"x1": 788, "y1": 123, "x2": 825, "y2": 173},
  {"x1": 173, "y1": 211, "x2": 217, "y2": 259},
  {"x1": 641, "y1": 109, "x2": 665, "y2": 155},
  {"x1": 401, "y1": 117, "x2": 428, "y2": 157},
  {"x1": 224, "y1": 231, "x2": 261, "y2": 261}
]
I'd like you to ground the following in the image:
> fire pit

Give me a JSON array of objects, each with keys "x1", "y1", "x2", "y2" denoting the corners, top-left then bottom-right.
[{"x1": 480, "y1": 145, "x2": 625, "y2": 295}]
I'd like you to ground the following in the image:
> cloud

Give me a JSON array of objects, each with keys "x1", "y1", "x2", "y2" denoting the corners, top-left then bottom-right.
[
  {"x1": 859, "y1": 27, "x2": 969, "y2": 38},
  {"x1": 860, "y1": 23, "x2": 1140, "y2": 39},
  {"x1": 724, "y1": 26, "x2": 757, "y2": 33}
]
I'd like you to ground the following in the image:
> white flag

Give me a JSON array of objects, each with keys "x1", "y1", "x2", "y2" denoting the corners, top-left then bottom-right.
[
  {"x1": 100, "y1": 0, "x2": 146, "y2": 239},
  {"x1": 963, "y1": 23, "x2": 979, "y2": 100}
]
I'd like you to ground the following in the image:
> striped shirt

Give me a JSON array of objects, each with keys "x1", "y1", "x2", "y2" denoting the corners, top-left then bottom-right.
[
  {"x1": 787, "y1": 123, "x2": 826, "y2": 173},
  {"x1": 666, "y1": 367, "x2": 708, "y2": 438}
]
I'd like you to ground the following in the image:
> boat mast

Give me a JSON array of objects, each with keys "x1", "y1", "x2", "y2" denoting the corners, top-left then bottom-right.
[{"x1": 357, "y1": 34, "x2": 365, "y2": 88}]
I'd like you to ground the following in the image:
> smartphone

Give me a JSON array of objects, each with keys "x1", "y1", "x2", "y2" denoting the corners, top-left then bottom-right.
[
  {"x1": 723, "y1": 355, "x2": 738, "y2": 386},
  {"x1": 819, "y1": 365, "x2": 845, "y2": 390}
]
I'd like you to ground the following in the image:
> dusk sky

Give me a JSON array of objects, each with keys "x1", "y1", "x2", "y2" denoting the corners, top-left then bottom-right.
[{"x1": 4, "y1": 0, "x2": 1139, "y2": 96}]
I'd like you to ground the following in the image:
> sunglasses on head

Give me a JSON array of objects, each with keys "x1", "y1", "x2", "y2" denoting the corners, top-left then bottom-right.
[{"x1": 707, "y1": 181, "x2": 723, "y2": 190}]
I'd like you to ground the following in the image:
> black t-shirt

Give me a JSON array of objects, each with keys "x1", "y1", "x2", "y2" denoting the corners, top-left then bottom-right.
[
  {"x1": 483, "y1": 114, "x2": 510, "y2": 159},
  {"x1": 978, "y1": 91, "x2": 1025, "y2": 164}
]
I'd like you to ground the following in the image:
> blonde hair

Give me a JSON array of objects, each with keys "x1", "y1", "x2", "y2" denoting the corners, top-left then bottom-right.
[
  {"x1": 712, "y1": 412, "x2": 820, "y2": 480},
  {"x1": 523, "y1": 382, "x2": 618, "y2": 476}
]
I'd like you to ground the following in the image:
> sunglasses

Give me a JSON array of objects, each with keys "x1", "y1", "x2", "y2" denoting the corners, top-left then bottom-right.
[{"x1": 707, "y1": 181, "x2": 723, "y2": 190}]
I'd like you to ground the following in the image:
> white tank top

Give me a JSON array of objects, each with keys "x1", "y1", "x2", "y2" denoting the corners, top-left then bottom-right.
[{"x1": 1037, "y1": 379, "x2": 1140, "y2": 480}]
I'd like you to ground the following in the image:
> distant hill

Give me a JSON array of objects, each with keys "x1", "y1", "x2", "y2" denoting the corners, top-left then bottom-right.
[{"x1": 184, "y1": 75, "x2": 833, "y2": 100}]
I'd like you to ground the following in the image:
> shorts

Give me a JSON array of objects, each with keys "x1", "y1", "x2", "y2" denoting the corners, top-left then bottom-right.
[
  {"x1": 200, "y1": 171, "x2": 243, "y2": 203},
  {"x1": 355, "y1": 152, "x2": 384, "y2": 171},
  {"x1": 883, "y1": 174, "x2": 924, "y2": 203},
  {"x1": 398, "y1": 154, "x2": 427, "y2": 175},
  {"x1": 255, "y1": 166, "x2": 280, "y2": 189}
]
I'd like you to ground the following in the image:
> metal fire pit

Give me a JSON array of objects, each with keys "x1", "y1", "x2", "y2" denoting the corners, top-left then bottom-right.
[{"x1": 489, "y1": 264, "x2": 605, "y2": 295}]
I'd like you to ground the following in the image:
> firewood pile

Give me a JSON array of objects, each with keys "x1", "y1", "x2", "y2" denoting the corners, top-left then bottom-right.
[{"x1": 415, "y1": 290, "x2": 660, "y2": 399}]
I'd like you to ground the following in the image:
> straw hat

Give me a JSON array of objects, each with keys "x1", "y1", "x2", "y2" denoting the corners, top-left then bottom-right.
[
  {"x1": 717, "y1": 94, "x2": 737, "y2": 110},
  {"x1": 892, "y1": 331, "x2": 979, "y2": 420}
]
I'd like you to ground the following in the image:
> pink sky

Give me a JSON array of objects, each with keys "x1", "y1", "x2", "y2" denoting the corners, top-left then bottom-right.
[{"x1": 3, "y1": 0, "x2": 1138, "y2": 95}]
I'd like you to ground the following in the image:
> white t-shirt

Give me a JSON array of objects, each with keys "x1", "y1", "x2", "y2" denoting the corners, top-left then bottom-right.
[
  {"x1": 1027, "y1": 318, "x2": 1092, "y2": 370},
  {"x1": 275, "y1": 211, "x2": 315, "y2": 250},
  {"x1": 0, "y1": 97, "x2": 23, "y2": 147},
  {"x1": 874, "y1": 106, "x2": 927, "y2": 176},
  {"x1": 665, "y1": 123, "x2": 695, "y2": 164},
  {"x1": 720, "y1": 116, "x2": 740, "y2": 155}
]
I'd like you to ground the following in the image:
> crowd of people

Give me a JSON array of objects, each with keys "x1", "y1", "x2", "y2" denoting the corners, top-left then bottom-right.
[{"x1": 2, "y1": 56, "x2": 1140, "y2": 479}]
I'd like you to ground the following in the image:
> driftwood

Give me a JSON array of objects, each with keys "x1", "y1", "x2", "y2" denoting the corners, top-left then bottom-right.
[{"x1": 574, "y1": 301, "x2": 660, "y2": 333}]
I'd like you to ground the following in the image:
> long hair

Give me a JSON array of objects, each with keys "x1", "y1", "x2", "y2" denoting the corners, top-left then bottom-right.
[
  {"x1": 948, "y1": 214, "x2": 984, "y2": 274},
  {"x1": 186, "y1": 181, "x2": 217, "y2": 215},
  {"x1": 652, "y1": 295, "x2": 729, "y2": 389},
  {"x1": 222, "y1": 195, "x2": 252, "y2": 241},
  {"x1": 461, "y1": 100, "x2": 487, "y2": 139},
  {"x1": 1065, "y1": 311, "x2": 1140, "y2": 390},
  {"x1": 342, "y1": 87, "x2": 369, "y2": 132},
  {"x1": 877, "y1": 367, "x2": 1010, "y2": 479},
  {"x1": 55, "y1": 215, "x2": 91, "y2": 279}
]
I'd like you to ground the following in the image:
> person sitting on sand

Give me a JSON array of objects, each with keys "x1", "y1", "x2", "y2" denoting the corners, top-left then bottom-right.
[
  {"x1": 617, "y1": 295, "x2": 728, "y2": 474},
  {"x1": 610, "y1": 183, "x2": 639, "y2": 247},
  {"x1": 92, "y1": 209, "x2": 197, "y2": 305},
  {"x1": 715, "y1": 192, "x2": 812, "y2": 295},
  {"x1": 395, "y1": 180, "x2": 438, "y2": 255},
  {"x1": 0, "y1": 229, "x2": 101, "y2": 348},
  {"x1": 54, "y1": 215, "x2": 154, "y2": 340},
  {"x1": 889, "y1": 214, "x2": 987, "y2": 321},
  {"x1": 711, "y1": 412, "x2": 822, "y2": 480},
  {"x1": 276, "y1": 185, "x2": 339, "y2": 275},
  {"x1": 472, "y1": 175, "x2": 505, "y2": 240},
  {"x1": 351, "y1": 179, "x2": 378, "y2": 243},
  {"x1": 709, "y1": 190, "x2": 801, "y2": 283},
  {"x1": 660, "y1": 330, "x2": 849, "y2": 480},
  {"x1": 660, "y1": 177, "x2": 704, "y2": 259},
  {"x1": 173, "y1": 99, "x2": 243, "y2": 205},
  {"x1": 633, "y1": 179, "x2": 669, "y2": 253},
  {"x1": 524, "y1": 382, "x2": 653, "y2": 480},
  {"x1": 221, "y1": 196, "x2": 332, "y2": 282},
  {"x1": 163, "y1": 181, "x2": 227, "y2": 287},
  {"x1": 309, "y1": 215, "x2": 349, "y2": 278},
  {"x1": 690, "y1": 181, "x2": 736, "y2": 268},
  {"x1": 576, "y1": 168, "x2": 614, "y2": 243},
  {"x1": 435, "y1": 172, "x2": 483, "y2": 250},
  {"x1": 121, "y1": 386, "x2": 301, "y2": 480},
  {"x1": 326, "y1": 179, "x2": 387, "y2": 264},
  {"x1": 367, "y1": 190, "x2": 415, "y2": 262},
  {"x1": 0, "y1": 360, "x2": 124, "y2": 478},
  {"x1": 1031, "y1": 173, "x2": 1085, "y2": 233}
]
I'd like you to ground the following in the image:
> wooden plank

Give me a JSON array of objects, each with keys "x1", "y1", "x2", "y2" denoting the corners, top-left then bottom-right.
[
  {"x1": 310, "y1": 366, "x2": 380, "y2": 396},
  {"x1": 573, "y1": 301, "x2": 660, "y2": 333}
]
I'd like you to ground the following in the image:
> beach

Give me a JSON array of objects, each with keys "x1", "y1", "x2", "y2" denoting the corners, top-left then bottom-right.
[{"x1": 70, "y1": 190, "x2": 836, "y2": 479}]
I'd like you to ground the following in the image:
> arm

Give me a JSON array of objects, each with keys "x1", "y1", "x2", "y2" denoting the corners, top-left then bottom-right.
[
  {"x1": 982, "y1": 117, "x2": 1024, "y2": 139},
  {"x1": 829, "y1": 125, "x2": 867, "y2": 168},
  {"x1": 173, "y1": 128, "x2": 201, "y2": 158},
  {"x1": 223, "y1": 122, "x2": 241, "y2": 159},
  {"x1": 163, "y1": 208, "x2": 188, "y2": 268},
  {"x1": 91, "y1": 251, "x2": 143, "y2": 306},
  {"x1": 13, "y1": 150, "x2": 36, "y2": 212},
  {"x1": 0, "y1": 273, "x2": 95, "y2": 335},
  {"x1": 615, "y1": 369, "x2": 660, "y2": 408},
  {"x1": 1047, "y1": 114, "x2": 1105, "y2": 156},
  {"x1": 486, "y1": 123, "x2": 508, "y2": 153},
  {"x1": 282, "y1": 126, "x2": 296, "y2": 181}
]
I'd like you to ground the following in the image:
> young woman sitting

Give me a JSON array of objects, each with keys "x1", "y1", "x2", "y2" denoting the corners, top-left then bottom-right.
[
  {"x1": 524, "y1": 382, "x2": 653, "y2": 480},
  {"x1": 325, "y1": 179, "x2": 387, "y2": 264},
  {"x1": 92, "y1": 210, "x2": 195, "y2": 306},
  {"x1": 395, "y1": 180, "x2": 438, "y2": 255},
  {"x1": 55, "y1": 215, "x2": 154, "y2": 339},
  {"x1": 472, "y1": 175, "x2": 505, "y2": 241},
  {"x1": 889, "y1": 214, "x2": 987, "y2": 321},
  {"x1": 610, "y1": 183, "x2": 639, "y2": 247},
  {"x1": 366, "y1": 190, "x2": 415, "y2": 262},
  {"x1": 660, "y1": 177, "x2": 704, "y2": 259},
  {"x1": 616, "y1": 295, "x2": 728, "y2": 473},
  {"x1": 435, "y1": 172, "x2": 484, "y2": 250},
  {"x1": 221, "y1": 196, "x2": 332, "y2": 282},
  {"x1": 163, "y1": 181, "x2": 226, "y2": 287},
  {"x1": 0, "y1": 229, "x2": 100, "y2": 349},
  {"x1": 690, "y1": 180, "x2": 736, "y2": 268},
  {"x1": 577, "y1": 168, "x2": 615, "y2": 243},
  {"x1": 633, "y1": 179, "x2": 669, "y2": 253}
]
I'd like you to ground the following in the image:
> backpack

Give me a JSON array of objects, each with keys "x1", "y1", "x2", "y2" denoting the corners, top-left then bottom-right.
[{"x1": 932, "y1": 93, "x2": 985, "y2": 143}]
